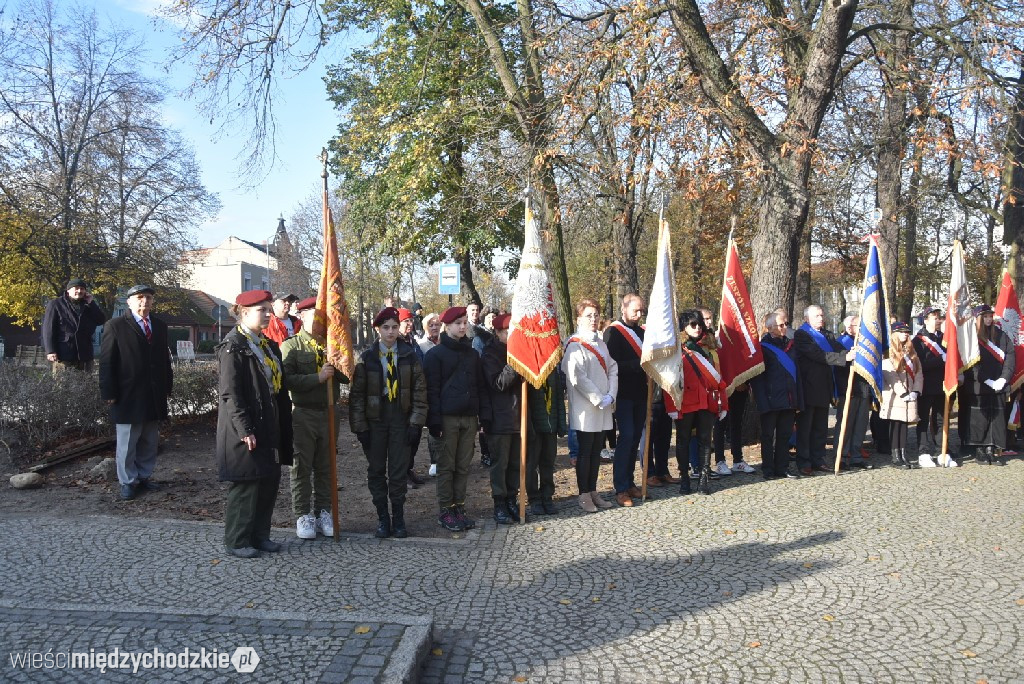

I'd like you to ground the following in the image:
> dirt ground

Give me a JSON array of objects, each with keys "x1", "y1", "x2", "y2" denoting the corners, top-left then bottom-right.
[{"x1": 0, "y1": 404, "x2": 771, "y2": 539}]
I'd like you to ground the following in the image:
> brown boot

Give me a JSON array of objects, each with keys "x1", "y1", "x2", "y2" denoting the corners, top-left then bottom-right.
[{"x1": 616, "y1": 492, "x2": 634, "y2": 507}]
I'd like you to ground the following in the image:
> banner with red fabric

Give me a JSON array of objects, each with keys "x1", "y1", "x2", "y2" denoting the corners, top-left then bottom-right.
[
  {"x1": 943, "y1": 240, "x2": 979, "y2": 395},
  {"x1": 715, "y1": 239, "x2": 764, "y2": 395},
  {"x1": 312, "y1": 202, "x2": 355, "y2": 381},
  {"x1": 507, "y1": 197, "x2": 562, "y2": 388},
  {"x1": 994, "y1": 268, "x2": 1024, "y2": 392}
]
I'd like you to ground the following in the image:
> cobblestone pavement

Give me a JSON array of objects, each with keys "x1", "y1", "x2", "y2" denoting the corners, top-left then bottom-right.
[{"x1": 2, "y1": 459, "x2": 1022, "y2": 682}]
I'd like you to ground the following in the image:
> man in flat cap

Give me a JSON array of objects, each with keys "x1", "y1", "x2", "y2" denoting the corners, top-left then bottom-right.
[
  {"x1": 423, "y1": 306, "x2": 481, "y2": 531},
  {"x1": 265, "y1": 292, "x2": 300, "y2": 345},
  {"x1": 42, "y1": 278, "x2": 106, "y2": 373},
  {"x1": 281, "y1": 296, "x2": 348, "y2": 540},
  {"x1": 99, "y1": 285, "x2": 174, "y2": 500},
  {"x1": 350, "y1": 307, "x2": 428, "y2": 538}
]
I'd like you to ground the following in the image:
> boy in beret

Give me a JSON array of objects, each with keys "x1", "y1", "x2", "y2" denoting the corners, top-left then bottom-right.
[
  {"x1": 281, "y1": 297, "x2": 349, "y2": 539},
  {"x1": 349, "y1": 307, "x2": 428, "y2": 538},
  {"x1": 478, "y1": 313, "x2": 524, "y2": 523},
  {"x1": 423, "y1": 306, "x2": 481, "y2": 531}
]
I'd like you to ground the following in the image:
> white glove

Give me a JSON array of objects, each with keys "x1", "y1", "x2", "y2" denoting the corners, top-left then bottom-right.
[
  {"x1": 904, "y1": 391, "x2": 918, "y2": 402},
  {"x1": 984, "y1": 379, "x2": 994, "y2": 389},
  {"x1": 718, "y1": 410, "x2": 727, "y2": 421},
  {"x1": 990, "y1": 377, "x2": 1007, "y2": 392},
  {"x1": 598, "y1": 394, "x2": 614, "y2": 409}
]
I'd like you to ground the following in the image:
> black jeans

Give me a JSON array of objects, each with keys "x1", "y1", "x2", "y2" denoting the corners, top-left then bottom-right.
[
  {"x1": 575, "y1": 431, "x2": 604, "y2": 494},
  {"x1": 916, "y1": 393, "x2": 943, "y2": 453},
  {"x1": 760, "y1": 409, "x2": 795, "y2": 476},
  {"x1": 675, "y1": 410, "x2": 715, "y2": 472},
  {"x1": 714, "y1": 388, "x2": 748, "y2": 464},
  {"x1": 796, "y1": 405, "x2": 830, "y2": 469},
  {"x1": 647, "y1": 406, "x2": 673, "y2": 477}
]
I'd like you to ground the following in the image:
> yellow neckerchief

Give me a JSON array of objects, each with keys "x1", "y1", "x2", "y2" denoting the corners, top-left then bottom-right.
[
  {"x1": 238, "y1": 325, "x2": 282, "y2": 393},
  {"x1": 304, "y1": 331, "x2": 326, "y2": 371}
]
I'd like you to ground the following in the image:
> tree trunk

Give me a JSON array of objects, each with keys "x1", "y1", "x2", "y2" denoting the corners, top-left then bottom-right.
[
  {"x1": 1003, "y1": 61, "x2": 1024, "y2": 295},
  {"x1": 902, "y1": 144, "x2": 924, "y2": 321},
  {"x1": 795, "y1": 219, "x2": 813, "y2": 320},
  {"x1": 750, "y1": 170, "x2": 809, "y2": 325}
]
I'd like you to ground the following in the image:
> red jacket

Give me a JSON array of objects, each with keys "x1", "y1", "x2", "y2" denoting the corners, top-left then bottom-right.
[
  {"x1": 665, "y1": 342, "x2": 728, "y2": 417},
  {"x1": 265, "y1": 315, "x2": 299, "y2": 345}
]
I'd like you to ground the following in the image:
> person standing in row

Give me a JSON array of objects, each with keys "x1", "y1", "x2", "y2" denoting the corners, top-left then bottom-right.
[
  {"x1": 350, "y1": 307, "x2": 428, "y2": 538},
  {"x1": 834, "y1": 316, "x2": 875, "y2": 470},
  {"x1": 281, "y1": 297, "x2": 347, "y2": 540},
  {"x1": 215, "y1": 290, "x2": 293, "y2": 558},
  {"x1": 397, "y1": 308, "x2": 427, "y2": 488},
  {"x1": 604, "y1": 293, "x2": 647, "y2": 506},
  {"x1": 880, "y1": 322, "x2": 924, "y2": 469},
  {"x1": 43, "y1": 278, "x2": 107, "y2": 373},
  {"x1": 478, "y1": 313, "x2": 524, "y2": 524},
  {"x1": 750, "y1": 312, "x2": 802, "y2": 479},
  {"x1": 99, "y1": 284, "x2": 174, "y2": 500},
  {"x1": 565, "y1": 298, "x2": 618, "y2": 513},
  {"x1": 424, "y1": 306, "x2": 482, "y2": 531},
  {"x1": 912, "y1": 306, "x2": 952, "y2": 467},
  {"x1": 265, "y1": 292, "x2": 299, "y2": 344},
  {"x1": 526, "y1": 369, "x2": 568, "y2": 516},
  {"x1": 959, "y1": 304, "x2": 1015, "y2": 465}
]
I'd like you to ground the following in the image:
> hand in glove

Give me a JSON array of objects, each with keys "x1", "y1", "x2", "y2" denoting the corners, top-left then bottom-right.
[
  {"x1": 428, "y1": 425, "x2": 442, "y2": 440},
  {"x1": 903, "y1": 391, "x2": 919, "y2": 402},
  {"x1": 718, "y1": 410, "x2": 728, "y2": 421},
  {"x1": 989, "y1": 377, "x2": 1007, "y2": 392},
  {"x1": 598, "y1": 394, "x2": 614, "y2": 409}
]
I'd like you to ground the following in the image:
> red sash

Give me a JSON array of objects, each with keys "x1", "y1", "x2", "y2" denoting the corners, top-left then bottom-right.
[
  {"x1": 916, "y1": 333, "x2": 946, "y2": 361},
  {"x1": 683, "y1": 347, "x2": 725, "y2": 413},
  {"x1": 608, "y1": 321, "x2": 643, "y2": 357},
  {"x1": 982, "y1": 339, "x2": 1006, "y2": 363},
  {"x1": 568, "y1": 336, "x2": 608, "y2": 374}
]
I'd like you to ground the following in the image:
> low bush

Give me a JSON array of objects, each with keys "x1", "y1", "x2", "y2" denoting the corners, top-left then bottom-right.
[{"x1": 168, "y1": 360, "x2": 219, "y2": 418}]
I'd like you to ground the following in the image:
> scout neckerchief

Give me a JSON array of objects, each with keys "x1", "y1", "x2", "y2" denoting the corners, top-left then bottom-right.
[
  {"x1": 916, "y1": 330, "x2": 946, "y2": 361},
  {"x1": 608, "y1": 320, "x2": 643, "y2": 357},
  {"x1": 763, "y1": 336, "x2": 798, "y2": 382},
  {"x1": 386, "y1": 349, "x2": 398, "y2": 400},
  {"x1": 238, "y1": 325, "x2": 282, "y2": 393},
  {"x1": 800, "y1": 322, "x2": 839, "y2": 400},
  {"x1": 568, "y1": 334, "x2": 608, "y2": 374},
  {"x1": 308, "y1": 333, "x2": 326, "y2": 371}
]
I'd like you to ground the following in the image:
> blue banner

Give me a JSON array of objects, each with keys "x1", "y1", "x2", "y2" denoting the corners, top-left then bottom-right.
[{"x1": 853, "y1": 237, "x2": 890, "y2": 406}]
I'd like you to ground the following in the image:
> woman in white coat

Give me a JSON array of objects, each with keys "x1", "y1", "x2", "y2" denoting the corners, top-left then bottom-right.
[
  {"x1": 880, "y1": 321, "x2": 924, "y2": 469},
  {"x1": 564, "y1": 298, "x2": 619, "y2": 512}
]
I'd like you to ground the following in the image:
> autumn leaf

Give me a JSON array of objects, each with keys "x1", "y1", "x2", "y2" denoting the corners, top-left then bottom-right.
[
  {"x1": 803, "y1": 562, "x2": 814, "y2": 569},
  {"x1": 559, "y1": 599, "x2": 572, "y2": 605},
  {"x1": 431, "y1": 648, "x2": 443, "y2": 656},
  {"x1": 534, "y1": 526, "x2": 544, "y2": 532},
  {"x1": 591, "y1": 597, "x2": 601, "y2": 603},
  {"x1": 354, "y1": 626, "x2": 371, "y2": 634},
  {"x1": 755, "y1": 529, "x2": 768, "y2": 534},
  {"x1": 961, "y1": 649, "x2": 977, "y2": 658},
  {"x1": 747, "y1": 641, "x2": 762, "y2": 648},
  {"x1": 245, "y1": 602, "x2": 254, "y2": 608},
  {"x1": 344, "y1": 605, "x2": 355, "y2": 610},
  {"x1": 868, "y1": 556, "x2": 881, "y2": 561},
  {"x1": 823, "y1": 614, "x2": 835, "y2": 622},
  {"x1": 724, "y1": 530, "x2": 736, "y2": 535},
  {"x1": 1015, "y1": 598, "x2": 1024, "y2": 606},
  {"x1": 513, "y1": 677, "x2": 528, "y2": 682},
  {"x1": 210, "y1": 559, "x2": 220, "y2": 565}
]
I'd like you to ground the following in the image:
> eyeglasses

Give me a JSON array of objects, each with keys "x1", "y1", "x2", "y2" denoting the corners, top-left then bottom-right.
[{"x1": 685, "y1": 322, "x2": 700, "y2": 329}]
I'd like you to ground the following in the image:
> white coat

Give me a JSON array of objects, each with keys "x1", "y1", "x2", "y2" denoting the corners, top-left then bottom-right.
[
  {"x1": 563, "y1": 330, "x2": 618, "y2": 432},
  {"x1": 879, "y1": 356, "x2": 924, "y2": 423}
]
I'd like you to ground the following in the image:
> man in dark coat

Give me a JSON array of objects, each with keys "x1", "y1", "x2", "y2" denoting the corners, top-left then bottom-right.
[
  {"x1": 42, "y1": 278, "x2": 106, "y2": 372},
  {"x1": 794, "y1": 304, "x2": 853, "y2": 475},
  {"x1": 215, "y1": 289, "x2": 294, "y2": 558},
  {"x1": 98, "y1": 285, "x2": 174, "y2": 500},
  {"x1": 750, "y1": 312, "x2": 803, "y2": 479},
  {"x1": 912, "y1": 306, "x2": 949, "y2": 465},
  {"x1": 604, "y1": 293, "x2": 647, "y2": 505}
]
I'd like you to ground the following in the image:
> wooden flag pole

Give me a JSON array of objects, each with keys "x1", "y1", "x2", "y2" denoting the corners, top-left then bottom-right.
[
  {"x1": 940, "y1": 394, "x2": 952, "y2": 459},
  {"x1": 519, "y1": 382, "x2": 528, "y2": 523},
  {"x1": 832, "y1": 355, "x2": 857, "y2": 475},
  {"x1": 640, "y1": 379, "x2": 653, "y2": 500}
]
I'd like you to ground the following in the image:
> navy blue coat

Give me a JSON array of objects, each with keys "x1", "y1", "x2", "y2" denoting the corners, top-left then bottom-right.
[{"x1": 750, "y1": 334, "x2": 803, "y2": 413}]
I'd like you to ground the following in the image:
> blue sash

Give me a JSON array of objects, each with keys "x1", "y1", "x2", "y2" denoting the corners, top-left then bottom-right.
[
  {"x1": 838, "y1": 333, "x2": 854, "y2": 351},
  {"x1": 763, "y1": 340, "x2": 797, "y2": 382},
  {"x1": 800, "y1": 322, "x2": 839, "y2": 400}
]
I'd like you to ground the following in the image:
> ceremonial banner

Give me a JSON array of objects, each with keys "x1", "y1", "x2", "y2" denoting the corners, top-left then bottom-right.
[
  {"x1": 313, "y1": 203, "x2": 355, "y2": 381},
  {"x1": 716, "y1": 239, "x2": 763, "y2": 395},
  {"x1": 507, "y1": 196, "x2": 562, "y2": 389},
  {"x1": 943, "y1": 240, "x2": 979, "y2": 395},
  {"x1": 994, "y1": 269, "x2": 1024, "y2": 392},
  {"x1": 640, "y1": 209, "x2": 683, "y2": 406},
  {"x1": 850, "y1": 234, "x2": 890, "y2": 405}
]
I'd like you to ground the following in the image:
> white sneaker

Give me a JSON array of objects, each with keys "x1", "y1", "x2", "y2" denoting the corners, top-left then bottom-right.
[
  {"x1": 714, "y1": 461, "x2": 733, "y2": 476},
  {"x1": 315, "y1": 509, "x2": 334, "y2": 537},
  {"x1": 918, "y1": 454, "x2": 937, "y2": 468},
  {"x1": 296, "y1": 514, "x2": 316, "y2": 540},
  {"x1": 428, "y1": 463, "x2": 437, "y2": 477},
  {"x1": 731, "y1": 461, "x2": 756, "y2": 474},
  {"x1": 600, "y1": 448, "x2": 614, "y2": 461},
  {"x1": 940, "y1": 454, "x2": 959, "y2": 468}
]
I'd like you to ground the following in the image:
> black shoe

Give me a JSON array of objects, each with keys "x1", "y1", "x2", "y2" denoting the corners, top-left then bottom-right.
[
  {"x1": 785, "y1": 469, "x2": 801, "y2": 479},
  {"x1": 438, "y1": 507, "x2": 464, "y2": 531},
  {"x1": 137, "y1": 479, "x2": 161, "y2": 492},
  {"x1": 226, "y1": 546, "x2": 259, "y2": 558},
  {"x1": 849, "y1": 462, "x2": 873, "y2": 470},
  {"x1": 529, "y1": 501, "x2": 547, "y2": 516},
  {"x1": 505, "y1": 498, "x2": 521, "y2": 523},
  {"x1": 375, "y1": 516, "x2": 392, "y2": 538},
  {"x1": 494, "y1": 504, "x2": 513, "y2": 525},
  {"x1": 697, "y1": 469, "x2": 711, "y2": 495},
  {"x1": 392, "y1": 513, "x2": 408, "y2": 538},
  {"x1": 456, "y1": 504, "x2": 475, "y2": 530},
  {"x1": 542, "y1": 499, "x2": 557, "y2": 515},
  {"x1": 119, "y1": 483, "x2": 137, "y2": 500},
  {"x1": 679, "y1": 480, "x2": 692, "y2": 494},
  {"x1": 256, "y1": 539, "x2": 281, "y2": 553}
]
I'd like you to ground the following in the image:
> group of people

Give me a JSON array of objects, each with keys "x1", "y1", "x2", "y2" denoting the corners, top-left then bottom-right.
[{"x1": 39, "y1": 279, "x2": 1016, "y2": 559}]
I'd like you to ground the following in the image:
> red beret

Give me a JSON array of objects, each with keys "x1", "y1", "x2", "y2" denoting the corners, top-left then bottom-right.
[
  {"x1": 373, "y1": 307, "x2": 400, "y2": 327},
  {"x1": 398, "y1": 307, "x2": 413, "y2": 322},
  {"x1": 492, "y1": 313, "x2": 511, "y2": 331},
  {"x1": 235, "y1": 289, "x2": 272, "y2": 307},
  {"x1": 296, "y1": 296, "x2": 317, "y2": 312},
  {"x1": 440, "y1": 306, "x2": 467, "y2": 324}
]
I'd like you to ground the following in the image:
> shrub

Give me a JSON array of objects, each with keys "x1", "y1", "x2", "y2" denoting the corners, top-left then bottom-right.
[
  {"x1": 196, "y1": 340, "x2": 216, "y2": 354},
  {"x1": 168, "y1": 360, "x2": 219, "y2": 418},
  {"x1": 0, "y1": 364, "x2": 108, "y2": 460}
]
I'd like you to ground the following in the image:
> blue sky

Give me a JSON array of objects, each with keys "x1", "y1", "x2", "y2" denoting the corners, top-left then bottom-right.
[{"x1": 96, "y1": 0, "x2": 345, "y2": 248}]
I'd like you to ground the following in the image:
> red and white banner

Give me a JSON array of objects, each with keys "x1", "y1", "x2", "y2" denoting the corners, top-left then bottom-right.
[
  {"x1": 716, "y1": 239, "x2": 764, "y2": 395},
  {"x1": 943, "y1": 240, "x2": 980, "y2": 395},
  {"x1": 507, "y1": 196, "x2": 562, "y2": 388},
  {"x1": 994, "y1": 268, "x2": 1024, "y2": 392},
  {"x1": 640, "y1": 210, "x2": 683, "y2": 407}
]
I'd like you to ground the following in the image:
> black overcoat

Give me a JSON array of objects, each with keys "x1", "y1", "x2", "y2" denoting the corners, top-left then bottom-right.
[{"x1": 98, "y1": 313, "x2": 173, "y2": 424}]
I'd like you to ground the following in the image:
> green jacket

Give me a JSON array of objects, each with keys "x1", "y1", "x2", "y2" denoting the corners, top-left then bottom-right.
[
  {"x1": 280, "y1": 330, "x2": 349, "y2": 409},
  {"x1": 527, "y1": 371, "x2": 568, "y2": 435},
  {"x1": 349, "y1": 340, "x2": 428, "y2": 432}
]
